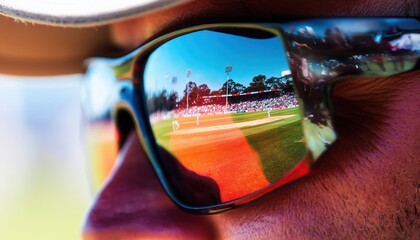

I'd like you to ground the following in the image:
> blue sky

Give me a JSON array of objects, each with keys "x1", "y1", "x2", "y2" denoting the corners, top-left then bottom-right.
[
  {"x1": 144, "y1": 30, "x2": 290, "y2": 96},
  {"x1": 143, "y1": 18, "x2": 419, "y2": 96}
]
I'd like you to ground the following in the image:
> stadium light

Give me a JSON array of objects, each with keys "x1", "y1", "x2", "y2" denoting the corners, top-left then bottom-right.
[
  {"x1": 186, "y1": 69, "x2": 192, "y2": 112},
  {"x1": 172, "y1": 76, "x2": 178, "y2": 109},
  {"x1": 225, "y1": 65, "x2": 232, "y2": 112}
]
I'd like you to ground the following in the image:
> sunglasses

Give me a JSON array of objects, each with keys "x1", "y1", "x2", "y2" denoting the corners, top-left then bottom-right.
[{"x1": 82, "y1": 18, "x2": 420, "y2": 213}]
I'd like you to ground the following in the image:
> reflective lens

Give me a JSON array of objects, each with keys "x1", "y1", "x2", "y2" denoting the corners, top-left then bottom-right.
[
  {"x1": 144, "y1": 29, "x2": 306, "y2": 206},
  {"x1": 83, "y1": 18, "x2": 419, "y2": 211},
  {"x1": 280, "y1": 18, "x2": 420, "y2": 160}
]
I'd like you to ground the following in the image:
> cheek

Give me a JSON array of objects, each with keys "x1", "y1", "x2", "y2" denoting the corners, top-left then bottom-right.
[{"x1": 211, "y1": 72, "x2": 420, "y2": 239}]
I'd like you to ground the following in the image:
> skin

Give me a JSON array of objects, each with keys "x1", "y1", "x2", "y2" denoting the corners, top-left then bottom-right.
[
  {"x1": 0, "y1": 15, "x2": 111, "y2": 75},
  {"x1": 83, "y1": 0, "x2": 420, "y2": 239}
]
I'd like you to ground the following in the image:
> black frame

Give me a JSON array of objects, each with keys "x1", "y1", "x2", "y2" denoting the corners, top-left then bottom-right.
[{"x1": 84, "y1": 19, "x2": 420, "y2": 213}]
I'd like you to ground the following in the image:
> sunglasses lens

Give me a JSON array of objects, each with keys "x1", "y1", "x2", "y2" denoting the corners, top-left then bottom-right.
[{"x1": 143, "y1": 28, "x2": 307, "y2": 206}]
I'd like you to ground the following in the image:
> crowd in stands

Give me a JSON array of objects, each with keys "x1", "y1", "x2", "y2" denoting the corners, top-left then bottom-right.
[
  {"x1": 174, "y1": 93, "x2": 298, "y2": 117},
  {"x1": 229, "y1": 93, "x2": 297, "y2": 113}
]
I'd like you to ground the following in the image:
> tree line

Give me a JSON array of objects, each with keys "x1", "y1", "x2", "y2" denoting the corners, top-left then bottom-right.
[{"x1": 147, "y1": 74, "x2": 294, "y2": 112}]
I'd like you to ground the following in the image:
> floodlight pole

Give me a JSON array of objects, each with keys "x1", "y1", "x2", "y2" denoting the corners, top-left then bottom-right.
[
  {"x1": 186, "y1": 69, "x2": 192, "y2": 112},
  {"x1": 172, "y1": 76, "x2": 178, "y2": 109},
  {"x1": 225, "y1": 65, "x2": 232, "y2": 112}
]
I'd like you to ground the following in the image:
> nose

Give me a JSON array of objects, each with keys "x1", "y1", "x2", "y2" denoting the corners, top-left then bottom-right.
[{"x1": 83, "y1": 131, "x2": 219, "y2": 240}]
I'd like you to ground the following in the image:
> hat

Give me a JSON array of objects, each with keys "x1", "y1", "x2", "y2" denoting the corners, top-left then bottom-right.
[{"x1": 0, "y1": 0, "x2": 189, "y2": 26}]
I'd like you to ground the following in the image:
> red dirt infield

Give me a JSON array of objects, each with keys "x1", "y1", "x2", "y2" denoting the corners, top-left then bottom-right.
[{"x1": 168, "y1": 114, "x2": 293, "y2": 202}]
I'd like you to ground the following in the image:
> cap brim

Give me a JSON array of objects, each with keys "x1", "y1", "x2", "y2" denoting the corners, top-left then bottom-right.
[{"x1": 0, "y1": 0, "x2": 189, "y2": 26}]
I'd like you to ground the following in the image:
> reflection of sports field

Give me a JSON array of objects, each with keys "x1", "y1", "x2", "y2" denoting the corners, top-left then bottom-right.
[{"x1": 152, "y1": 108, "x2": 305, "y2": 202}]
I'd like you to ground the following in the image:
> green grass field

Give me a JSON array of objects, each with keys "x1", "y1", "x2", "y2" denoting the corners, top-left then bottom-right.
[
  {"x1": 235, "y1": 109, "x2": 305, "y2": 182},
  {"x1": 152, "y1": 107, "x2": 305, "y2": 184}
]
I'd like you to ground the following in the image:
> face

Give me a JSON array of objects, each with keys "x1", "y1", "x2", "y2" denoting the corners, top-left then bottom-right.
[{"x1": 83, "y1": 0, "x2": 420, "y2": 239}]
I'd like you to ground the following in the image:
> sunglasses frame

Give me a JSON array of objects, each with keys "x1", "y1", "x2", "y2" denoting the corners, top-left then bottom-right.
[{"x1": 85, "y1": 19, "x2": 419, "y2": 213}]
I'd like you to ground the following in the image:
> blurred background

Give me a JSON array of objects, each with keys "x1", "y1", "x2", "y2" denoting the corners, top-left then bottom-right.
[
  {"x1": 0, "y1": 74, "x2": 90, "y2": 240},
  {"x1": 0, "y1": 15, "x2": 114, "y2": 240}
]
